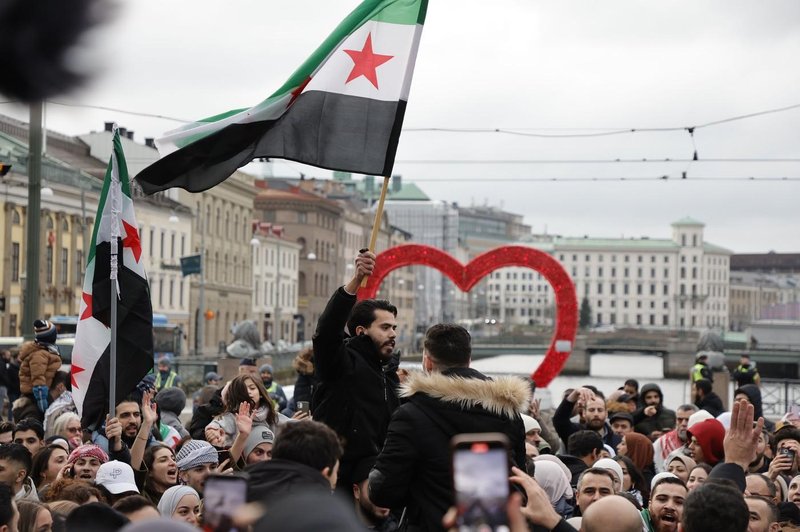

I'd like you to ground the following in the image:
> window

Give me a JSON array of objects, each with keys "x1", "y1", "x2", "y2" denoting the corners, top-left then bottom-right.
[
  {"x1": 650, "y1": 284, "x2": 656, "y2": 295},
  {"x1": 597, "y1": 283, "x2": 603, "y2": 294},
  {"x1": 75, "y1": 250, "x2": 84, "y2": 284},
  {"x1": 170, "y1": 233, "x2": 176, "y2": 259},
  {"x1": 60, "y1": 248, "x2": 69, "y2": 284},
  {"x1": 149, "y1": 228, "x2": 154, "y2": 256},
  {"x1": 62, "y1": 218, "x2": 69, "y2": 231},
  {"x1": 663, "y1": 285, "x2": 669, "y2": 295},
  {"x1": 692, "y1": 235, "x2": 697, "y2": 246},
  {"x1": 179, "y1": 280, "x2": 184, "y2": 307},
  {"x1": 46, "y1": 247, "x2": 53, "y2": 284},
  {"x1": 11, "y1": 210, "x2": 20, "y2": 225},
  {"x1": 598, "y1": 267, "x2": 603, "y2": 277},
  {"x1": 681, "y1": 235, "x2": 686, "y2": 246},
  {"x1": 637, "y1": 284, "x2": 643, "y2": 295},
  {"x1": 158, "y1": 279, "x2": 163, "y2": 307},
  {"x1": 611, "y1": 284, "x2": 616, "y2": 295},
  {"x1": 181, "y1": 235, "x2": 185, "y2": 256},
  {"x1": 11, "y1": 243, "x2": 20, "y2": 282},
  {"x1": 160, "y1": 231, "x2": 165, "y2": 258}
]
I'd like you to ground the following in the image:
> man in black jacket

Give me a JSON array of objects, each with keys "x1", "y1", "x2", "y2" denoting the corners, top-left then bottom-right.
[
  {"x1": 369, "y1": 324, "x2": 528, "y2": 531},
  {"x1": 693, "y1": 379, "x2": 724, "y2": 418},
  {"x1": 312, "y1": 251, "x2": 401, "y2": 495},
  {"x1": 553, "y1": 387, "x2": 621, "y2": 449}
]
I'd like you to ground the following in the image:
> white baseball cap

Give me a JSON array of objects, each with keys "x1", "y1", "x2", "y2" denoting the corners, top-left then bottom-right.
[{"x1": 95, "y1": 460, "x2": 139, "y2": 495}]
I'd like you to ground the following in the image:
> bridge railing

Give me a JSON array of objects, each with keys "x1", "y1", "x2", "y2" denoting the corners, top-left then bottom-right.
[{"x1": 760, "y1": 378, "x2": 800, "y2": 417}]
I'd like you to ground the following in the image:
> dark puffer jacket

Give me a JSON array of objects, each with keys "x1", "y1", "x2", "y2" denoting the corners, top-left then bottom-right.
[
  {"x1": 369, "y1": 367, "x2": 529, "y2": 532},
  {"x1": 312, "y1": 287, "x2": 401, "y2": 490},
  {"x1": 633, "y1": 383, "x2": 676, "y2": 438}
]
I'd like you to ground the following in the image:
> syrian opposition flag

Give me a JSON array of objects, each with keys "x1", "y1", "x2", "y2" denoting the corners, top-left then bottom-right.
[
  {"x1": 136, "y1": 0, "x2": 427, "y2": 194},
  {"x1": 73, "y1": 129, "x2": 154, "y2": 430}
]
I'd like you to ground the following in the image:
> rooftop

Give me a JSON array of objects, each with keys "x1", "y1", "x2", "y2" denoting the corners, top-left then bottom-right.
[{"x1": 671, "y1": 216, "x2": 705, "y2": 227}]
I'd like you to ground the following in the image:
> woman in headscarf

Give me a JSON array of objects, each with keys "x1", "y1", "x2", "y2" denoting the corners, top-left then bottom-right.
[
  {"x1": 532, "y1": 460, "x2": 574, "y2": 518},
  {"x1": 665, "y1": 453, "x2": 696, "y2": 484},
  {"x1": 158, "y1": 485, "x2": 201, "y2": 527},
  {"x1": 617, "y1": 431, "x2": 655, "y2": 486}
]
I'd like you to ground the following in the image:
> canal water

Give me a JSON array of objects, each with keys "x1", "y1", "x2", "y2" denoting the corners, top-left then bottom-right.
[{"x1": 470, "y1": 352, "x2": 695, "y2": 411}]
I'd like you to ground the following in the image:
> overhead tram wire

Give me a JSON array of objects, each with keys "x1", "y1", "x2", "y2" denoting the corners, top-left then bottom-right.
[
  {"x1": 393, "y1": 158, "x2": 800, "y2": 164},
  {"x1": 403, "y1": 176, "x2": 800, "y2": 183}
]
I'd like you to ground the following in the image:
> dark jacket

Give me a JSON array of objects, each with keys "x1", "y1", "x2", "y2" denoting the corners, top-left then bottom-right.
[
  {"x1": 695, "y1": 391, "x2": 724, "y2": 418},
  {"x1": 632, "y1": 384, "x2": 677, "y2": 438},
  {"x1": 369, "y1": 367, "x2": 529, "y2": 532},
  {"x1": 732, "y1": 364, "x2": 759, "y2": 387},
  {"x1": 734, "y1": 384, "x2": 775, "y2": 432},
  {"x1": 189, "y1": 388, "x2": 224, "y2": 441},
  {"x1": 556, "y1": 454, "x2": 589, "y2": 489},
  {"x1": 246, "y1": 458, "x2": 332, "y2": 503},
  {"x1": 552, "y1": 397, "x2": 622, "y2": 449},
  {"x1": 312, "y1": 288, "x2": 401, "y2": 476}
]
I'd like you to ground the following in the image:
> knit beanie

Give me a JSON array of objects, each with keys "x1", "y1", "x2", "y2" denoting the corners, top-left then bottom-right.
[
  {"x1": 259, "y1": 364, "x2": 273, "y2": 374},
  {"x1": 34, "y1": 319, "x2": 57, "y2": 345},
  {"x1": 243, "y1": 427, "x2": 275, "y2": 458},
  {"x1": 687, "y1": 419, "x2": 725, "y2": 466},
  {"x1": 155, "y1": 387, "x2": 187, "y2": 416},
  {"x1": 175, "y1": 439, "x2": 218, "y2": 471},
  {"x1": 68, "y1": 444, "x2": 109, "y2": 465}
]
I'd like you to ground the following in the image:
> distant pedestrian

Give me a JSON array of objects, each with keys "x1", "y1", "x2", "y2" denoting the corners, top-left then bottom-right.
[
  {"x1": 690, "y1": 354, "x2": 713, "y2": 383},
  {"x1": 154, "y1": 358, "x2": 180, "y2": 392},
  {"x1": 733, "y1": 354, "x2": 760, "y2": 388}
]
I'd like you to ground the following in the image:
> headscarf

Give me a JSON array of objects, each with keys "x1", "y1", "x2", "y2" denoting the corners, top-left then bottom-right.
[
  {"x1": 533, "y1": 460, "x2": 573, "y2": 504},
  {"x1": 666, "y1": 453, "x2": 697, "y2": 475},
  {"x1": 624, "y1": 432, "x2": 655, "y2": 472},
  {"x1": 175, "y1": 439, "x2": 218, "y2": 471},
  {"x1": 687, "y1": 419, "x2": 725, "y2": 466},
  {"x1": 534, "y1": 455, "x2": 572, "y2": 483},
  {"x1": 594, "y1": 458, "x2": 624, "y2": 489},
  {"x1": 158, "y1": 485, "x2": 199, "y2": 517},
  {"x1": 67, "y1": 444, "x2": 108, "y2": 465}
]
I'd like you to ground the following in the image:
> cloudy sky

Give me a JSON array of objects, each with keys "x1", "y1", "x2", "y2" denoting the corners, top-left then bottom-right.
[{"x1": 3, "y1": 0, "x2": 799, "y2": 253}]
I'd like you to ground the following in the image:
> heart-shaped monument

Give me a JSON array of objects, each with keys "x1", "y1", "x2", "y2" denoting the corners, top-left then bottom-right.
[{"x1": 358, "y1": 244, "x2": 578, "y2": 387}]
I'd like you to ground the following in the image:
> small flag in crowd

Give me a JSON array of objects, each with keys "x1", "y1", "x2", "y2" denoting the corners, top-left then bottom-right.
[
  {"x1": 73, "y1": 129, "x2": 154, "y2": 429},
  {"x1": 136, "y1": 0, "x2": 428, "y2": 194}
]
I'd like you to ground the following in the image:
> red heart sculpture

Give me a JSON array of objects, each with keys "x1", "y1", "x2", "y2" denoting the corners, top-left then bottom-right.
[{"x1": 358, "y1": 244, "x2": 578, "y2": 387}]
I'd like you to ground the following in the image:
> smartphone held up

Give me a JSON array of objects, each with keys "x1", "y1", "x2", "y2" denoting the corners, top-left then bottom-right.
[{"x1": 451, "y1": 433, "x2": 511, "y2": 532}]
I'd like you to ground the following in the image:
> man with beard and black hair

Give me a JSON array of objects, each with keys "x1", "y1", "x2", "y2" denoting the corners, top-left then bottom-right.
[
  {"x1": 643, "y1": 476, "x2": 687, "y2": 532},
  {"x1": 693, "y1": 379, "x2": 724, "y2": 418},
  {"x1": 748, "y1": 428, "x2": 771, "y2": 474},
  {"x1": 633, "y1": 383, "x2": 676, "y2": 441},
  {"x1": 313, "y1": 251, "x2": 401, "y2": 495},
  {"x1": 553, "y1": 387, "x2": 621, "y2": 449},
  {"x1": 653, "y1": 404, "x2": 697, "y2": 472}
]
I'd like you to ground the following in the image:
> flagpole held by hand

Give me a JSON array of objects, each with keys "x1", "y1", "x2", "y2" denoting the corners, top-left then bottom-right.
[{"x1": 360, "y1": 176, "x2": 390, "y2": 289}]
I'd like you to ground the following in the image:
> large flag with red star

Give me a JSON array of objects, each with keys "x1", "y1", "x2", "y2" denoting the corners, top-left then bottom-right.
[
  {"x1": 136, "y1": 0, "x2": 427, "y2": 194},
  {"x1": 73, "y1": 129, "x2": 154, "y2": 430}
]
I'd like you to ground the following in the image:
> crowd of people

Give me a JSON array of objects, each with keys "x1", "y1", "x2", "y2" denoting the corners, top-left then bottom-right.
[{"x1": 0, "y1": 252, "x2": 796, "y2": 532}]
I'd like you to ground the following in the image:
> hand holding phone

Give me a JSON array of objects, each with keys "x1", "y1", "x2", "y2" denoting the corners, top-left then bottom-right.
[
  {"x1": 778, "y1": 447, "x2": 796, "y2": 470},
  {"x1": 203, "y1": 474, "x2": 248, "y2": 532},
  {"x1": 451, "y1": 433, "x2": 511, "y2": 532},
  {"x1": 297, "y1": 401, "x2": 310, "y2": 415}
]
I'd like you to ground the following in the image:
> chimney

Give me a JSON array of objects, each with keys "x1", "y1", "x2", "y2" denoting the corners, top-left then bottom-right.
[
  {"x1": 145, "y1": 137, "x2": 156, "y2": 148},
  {"x1": 104, "y1": 122, "x2": 114, "y2": 132},
  {"x1": 119, "y1": 127, "x2": 127, "y2": 137},
  {"x1": 126, "y1": 130, "x2": 134, "y2": 140},
  {"x1": 392, "y1": 174, "x2": 402, "y2": 193}
]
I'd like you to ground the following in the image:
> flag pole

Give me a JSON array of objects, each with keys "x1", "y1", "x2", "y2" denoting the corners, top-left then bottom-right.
[
  {"x1": 360, "y1": 176, "x2": 390, "y2": 288},
  {"x1": 109, "y1": 128, "x2": 122, "y2": 419}
]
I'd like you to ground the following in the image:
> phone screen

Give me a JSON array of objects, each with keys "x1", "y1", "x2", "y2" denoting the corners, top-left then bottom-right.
[
  {"x1": 453, "y1": 441, "x2": 510, "y2": 532},
  {"x1": 202, "y1": 475, "x2": 248, "y2": 532}
]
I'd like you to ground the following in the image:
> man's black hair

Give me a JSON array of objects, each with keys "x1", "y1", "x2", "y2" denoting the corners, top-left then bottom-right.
[
  {"x1": 0, "y1": 483, "x2": 12, "y2": 527},
  {"x1": 681, "y1": 483, "x2": 747, "y2": 532},
  {"x1": 567, "y1": 430, "x2": 604, "y2": 458},
  {"x1": 65, "y1": 502, "x2": 129, "y2": 531},
  {"x1": 773, "y1": 426, "x2": 800, "y2": 454},
  {"x1": 0, "y1": 422, "x2": 14, "y2": 435},
  {"x1": 624, "y1": 379, "x2": 639, "y2": 389},
  {"x1": 582, "y1": 385, "x2": 605, "y2": 400},
  {"x1": 112, "y1": 494, "x2": 156, "y2": 515},
  {"x1": 695, "y1": 379, "x2": 713, "y2": 395},
  {"x1": 13, "y1": 418, "x2": 44, "y2": 440},
  {"x1": 576, "y1": 467, "x2": 616, "y2": 490},
  {"x1": 272, "y1": 420, "x2": 343, "y2": 472},
  {"x1": 346, "y1": 299, "x2": 397, "y2": 336},
  {"x1": 0, "y1": 443, "x2": 32, "y2": 477},
  {"x1": 423, "y1": 324, "x2": 471, "y2": 368},
  {"x1": 51, "y1": 370, "x2": 71, "y2": 392},
  {"x1": 651, "y1": 475, "x2": 687, "y2": 495}
]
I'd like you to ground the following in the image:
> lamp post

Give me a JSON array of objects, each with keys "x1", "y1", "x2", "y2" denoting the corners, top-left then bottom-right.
[{"x1": 22, "y1": 102, "x2": 43, "y2": 338}]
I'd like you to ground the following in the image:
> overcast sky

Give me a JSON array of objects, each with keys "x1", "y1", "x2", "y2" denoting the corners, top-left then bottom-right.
[{"x1": 2, "y1": 0, "x2": 799, "y2": 253}]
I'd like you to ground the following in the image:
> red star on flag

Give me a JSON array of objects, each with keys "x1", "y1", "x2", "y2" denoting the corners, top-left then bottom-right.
[
  {"x1": 70, "y1": 364, "x2": 85, "y2": 389},
  {"x1": 289, "y1": 76, "x2": 311, "y2": 106},
  {"x1": 343, "y1": 33, "x2": 393, "y2": 89},
  {"x1": 122, "y1": 220, "x2": 142, "y2": 263},
  {"x1": 80, "y1": 292, "x2": 93, "y2": 321}
]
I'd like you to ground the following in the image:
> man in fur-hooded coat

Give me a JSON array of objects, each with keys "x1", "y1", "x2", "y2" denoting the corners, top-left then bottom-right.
[{"x1": 369, "y1": 324, "x2": 528, "y2": 532}]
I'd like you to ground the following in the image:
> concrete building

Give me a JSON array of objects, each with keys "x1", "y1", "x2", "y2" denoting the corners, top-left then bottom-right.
[
  {"x1": 250, "y1": 224, "x2": 301, "y2": 344},
  {"x1": 729, "y1": 271, "x2": 800, "y2": 331},
  {"x1": 544, "y1": 217, "x2": 731, "y2": 331},
  {"x1": 0, "y1": 115, "x2": 106, "y2": 335}
]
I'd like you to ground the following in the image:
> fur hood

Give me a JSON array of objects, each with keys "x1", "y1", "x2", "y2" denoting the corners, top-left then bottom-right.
[{"x1": 400, "y1": 370, "x2": 531, "y2": 419}]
